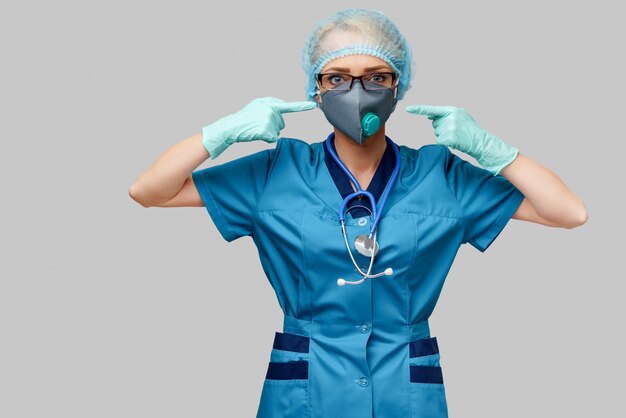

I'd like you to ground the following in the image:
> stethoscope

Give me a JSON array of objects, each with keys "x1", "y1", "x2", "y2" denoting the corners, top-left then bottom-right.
[{"x1": 324, "y1": 133, "x2": 401, "y2": 287}]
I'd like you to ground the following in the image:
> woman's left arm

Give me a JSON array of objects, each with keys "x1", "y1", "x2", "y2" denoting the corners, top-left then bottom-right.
[
  {"x1": 498, "y1": 153, "x2": 588, "y2": 228},
  {"x1": 406, "y1": 104, "x2": 588, "y2": 229}
]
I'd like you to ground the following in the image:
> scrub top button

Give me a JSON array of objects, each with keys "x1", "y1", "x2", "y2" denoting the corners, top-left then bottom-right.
[
  {"x1": 358, "y1": 217, "x2": 368, "y2": 226},
  {"x1": 359, "y1": 323, "x2": 370, "y2": 333},
  {"x1": 356, "y1": 376, "x2": 369, "y2": 387}
]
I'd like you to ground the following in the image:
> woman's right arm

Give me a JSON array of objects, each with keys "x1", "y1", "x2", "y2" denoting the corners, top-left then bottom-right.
[
  {"x1": 129, "y1": 97, "x2": 317, "y2": 208},
  {"x1": 128, "y1": 132, "x2": 208, "y2": 208}
]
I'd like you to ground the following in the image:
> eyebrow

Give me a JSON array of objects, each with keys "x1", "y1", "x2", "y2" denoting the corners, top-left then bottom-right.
[{"x1": 325, "y1": 65, "x2": 392, "y2": 72}]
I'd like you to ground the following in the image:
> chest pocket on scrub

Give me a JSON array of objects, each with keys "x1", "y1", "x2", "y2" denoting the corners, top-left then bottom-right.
[{"x1": 256, "y1": 332, "x2": 310, "y2": 418}]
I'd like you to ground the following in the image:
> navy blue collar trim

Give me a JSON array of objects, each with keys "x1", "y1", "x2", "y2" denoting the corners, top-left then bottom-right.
[{"x1": 323, "y1": 133, "x2": 397, "y2": 218}]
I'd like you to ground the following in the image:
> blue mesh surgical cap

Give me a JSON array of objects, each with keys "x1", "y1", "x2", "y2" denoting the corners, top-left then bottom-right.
[{"x1": 302, "y1": 8, "x2": 416, "y2": 102}]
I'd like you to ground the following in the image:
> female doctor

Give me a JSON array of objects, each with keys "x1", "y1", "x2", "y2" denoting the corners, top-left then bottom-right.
[{"x1": 129, "y1": 8, "x2": 588, "y2": 418}]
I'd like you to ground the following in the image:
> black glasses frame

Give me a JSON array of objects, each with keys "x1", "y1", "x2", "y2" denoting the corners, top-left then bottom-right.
[{"x1": 316, "y1": 72, "x2": 399, "y2": 92}]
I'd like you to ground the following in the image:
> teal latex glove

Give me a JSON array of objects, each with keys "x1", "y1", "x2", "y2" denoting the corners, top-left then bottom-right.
[
  {"x1": 202, "y1": 97, "x2": 317, "y2": 159},
  {"x1": 405, "y1": 105, "x2": 518, "y2": 176}
]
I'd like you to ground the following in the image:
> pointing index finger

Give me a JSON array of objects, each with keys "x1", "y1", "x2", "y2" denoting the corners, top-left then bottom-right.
[
  {"x1": 405, "y1": 105, "x2": 456, "y2": 119},
  {"x1": 272, "y1": 101, "x2": 318, "y2": 113}
]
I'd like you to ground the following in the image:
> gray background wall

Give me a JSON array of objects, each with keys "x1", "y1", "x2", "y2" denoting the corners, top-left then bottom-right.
[{"x1": 1, "y1": 0, "x2": 623, "y2": 417}]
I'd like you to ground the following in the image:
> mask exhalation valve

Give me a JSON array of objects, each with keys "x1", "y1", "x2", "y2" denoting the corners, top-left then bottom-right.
[{"x1": 361, "y1": 112, "x2": 381, "y2": 137}]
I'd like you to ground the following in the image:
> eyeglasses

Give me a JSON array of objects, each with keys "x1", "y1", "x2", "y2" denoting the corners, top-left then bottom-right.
[{"x1": 316, "y1": 72, "x2": 399, "y2": 92}]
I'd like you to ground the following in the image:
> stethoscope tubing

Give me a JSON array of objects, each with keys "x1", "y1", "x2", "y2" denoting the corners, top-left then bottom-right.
[{"x1": 324, "y1": 133, "x2": 401, "y2": 237}]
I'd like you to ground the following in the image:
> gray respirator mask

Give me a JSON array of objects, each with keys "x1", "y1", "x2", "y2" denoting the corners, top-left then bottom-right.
[{"x1": 317, "y1": 79, "x2": 398, "y2": 145}]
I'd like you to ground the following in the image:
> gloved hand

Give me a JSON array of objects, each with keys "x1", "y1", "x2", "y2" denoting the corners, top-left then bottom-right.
[
  {"x1": 405, "y1": 105, "x2": 518, "y2": 176},
  {"x1": 202, "y1": 97, "x2": 317, "y2": 159}
]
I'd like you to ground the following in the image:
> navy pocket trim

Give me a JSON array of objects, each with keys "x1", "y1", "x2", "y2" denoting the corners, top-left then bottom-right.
[
  {"x1": 273, "y1": 332, "x2": 310, "y2": 353},
  {"x1": 410, "y1": 365, "x2": 444, "y2": 384},
  {"x1": 409, "y1": 336, "x2": 439, "y2": 358},
  {"x1": 266, "y1": 360, "x2": 309, "y2": 380}
]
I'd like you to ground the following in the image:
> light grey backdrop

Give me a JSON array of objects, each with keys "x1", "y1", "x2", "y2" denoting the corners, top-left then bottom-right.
[{"x1": 1, "y1": 1, "x2": 623, "y2": 417}]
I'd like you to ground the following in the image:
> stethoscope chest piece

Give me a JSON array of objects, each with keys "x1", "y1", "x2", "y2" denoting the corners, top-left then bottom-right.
[{"x1": 354, "y1": 234, "x2": 379, "y2": 257}]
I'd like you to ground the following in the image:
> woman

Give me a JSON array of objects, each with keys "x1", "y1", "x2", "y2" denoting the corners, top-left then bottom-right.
[{"x1": 129, "y1": 8, "x2": 587, "y2": 418}]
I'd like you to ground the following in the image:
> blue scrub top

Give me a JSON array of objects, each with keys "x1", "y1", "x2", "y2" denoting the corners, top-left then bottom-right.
[{"x1": 192, "y1": 134, "x2": 525, "y2": 418}]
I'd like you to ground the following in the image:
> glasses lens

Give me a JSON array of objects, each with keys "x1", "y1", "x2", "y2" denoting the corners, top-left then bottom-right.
[
  {"x1": 320, "y1": 74, "x2": 351, "y2": 90},
  {"x1": 363, "y1": 73, "x2": 395, "y2": 89}
]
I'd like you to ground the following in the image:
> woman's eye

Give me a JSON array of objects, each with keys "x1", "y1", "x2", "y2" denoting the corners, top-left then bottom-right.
[
  {"x1": 369, "y1": 74, "x2": 387, "y2": 82},
  {"x1": 330, "y1": 75, "x2": 346, "y2": 85}
]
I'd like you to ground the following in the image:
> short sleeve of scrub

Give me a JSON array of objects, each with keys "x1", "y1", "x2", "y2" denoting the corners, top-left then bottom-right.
[
  {"x1": 443, "y1": 147, "x2": 525, "y2": 253},
  {"x1": 191, "y1": 146, "x2": 277, "y2": 242}
]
